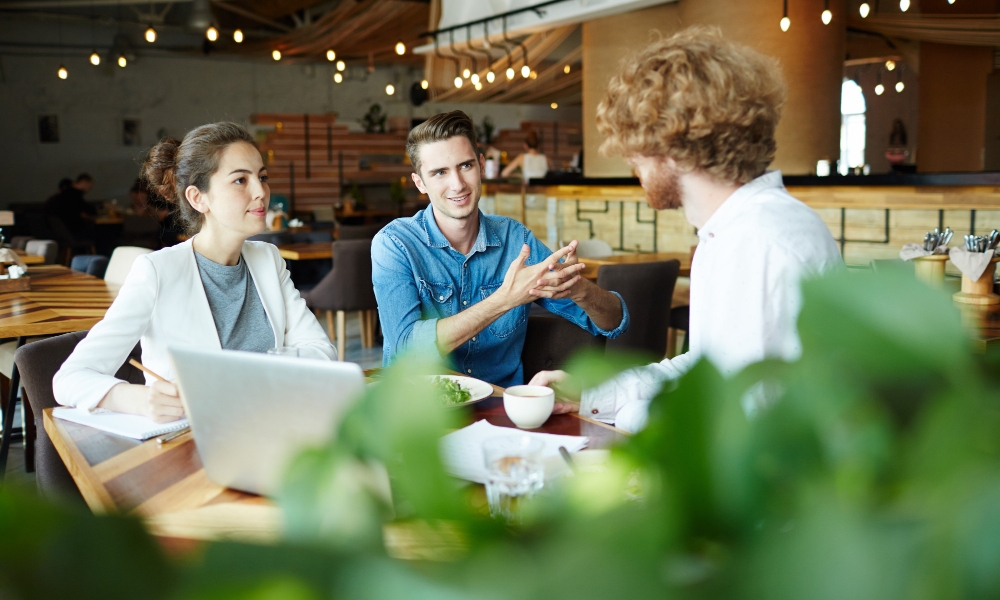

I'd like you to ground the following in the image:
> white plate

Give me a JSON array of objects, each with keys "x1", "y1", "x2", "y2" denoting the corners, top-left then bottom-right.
[{"x1": 429, "y1": 375, "x2": 494, "y2": 407}]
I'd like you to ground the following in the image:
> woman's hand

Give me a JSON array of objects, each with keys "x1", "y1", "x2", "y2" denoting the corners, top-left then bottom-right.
[
  {"x1": 139, "y1": 380, "x2": 185, "y2": 423},
  {"x1": 99, "y1": 381, "x2": 185, "y2": 423}
]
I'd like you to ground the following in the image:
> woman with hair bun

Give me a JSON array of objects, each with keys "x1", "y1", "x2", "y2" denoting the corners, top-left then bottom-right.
[{"x1": 54, "y1": 122, "x2": 335, "y2": 422}]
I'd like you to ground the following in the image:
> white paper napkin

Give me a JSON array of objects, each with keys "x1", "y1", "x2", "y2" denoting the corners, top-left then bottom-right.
[
  {"x1": 0, "y1": 249, "x2": 27, "y2": 269},
  {"x1": 900, "y1": 243, "x2": 949, "y2": 261},
  {"x1": 948, "y1": 247, "x2": 997, "y2": 281},
  {"x1": 439, "y1": 420, "x2": 588, "y2": 484}
]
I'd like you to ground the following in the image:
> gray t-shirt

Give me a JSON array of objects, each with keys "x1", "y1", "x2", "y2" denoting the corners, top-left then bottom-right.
[{"x1": 194, "y1": 251, "x2": 275, "y2": 352}]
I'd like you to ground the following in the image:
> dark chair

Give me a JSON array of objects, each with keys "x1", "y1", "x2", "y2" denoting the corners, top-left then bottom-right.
[
  {"x1": 69, "y1": 254, "x2": 109, "y2": 278},
  {"x1": 9, "y1": 236, "x2": 34, "y2": 250},
  {"x1": 14, "y1": 332, "x2": 143, "y2": 502},
  {"x1": 596, "y1": 259, "x2": 681, "y2": 358},
  {"x1": 291, "y1": 231, "x2": 333, "y2": 244},
  {"x1": 520, "y1": 315, "x2": 606, "y2": 384},
  {"x1": 301, "y1": 240, "x2": 378, "y2": 360},
  {"x1": 337, "y1": 223, "x2": 384, "y2": 240},
  {"x1": 669, "y1": 305, "x2": 690, "y2": 355},
  {"x1": 247, "y1": 232, "x2": 294, "y2": 245}
]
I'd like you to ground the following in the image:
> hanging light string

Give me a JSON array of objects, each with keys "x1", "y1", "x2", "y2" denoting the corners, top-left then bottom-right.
[
  {"x1": 435, "y1": 33, "x2": 463, "y2": 89},
  {"x1": 481, "y1": 20, "x2": 497, "y2": 83},
  {"x1": 822, "y1": 0, "x2": 832, "y2": 24},
  {"x1": 780, "y1": 0, "x2": 790, "y2": 32},
  {"x1": 501, "y1": 16, "x2": 517, "y2": 80},
  {"x1": 467, "y1": 24, "x2": 493, "y2": 88}
]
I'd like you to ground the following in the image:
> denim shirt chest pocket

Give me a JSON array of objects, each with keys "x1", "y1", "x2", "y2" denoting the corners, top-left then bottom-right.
[
  {"x1": 479, "y1": 283, "x2": 527, "y2": 338},
  {"x1": 418, "y1": 278, "x2": 455, "y2": 318}
]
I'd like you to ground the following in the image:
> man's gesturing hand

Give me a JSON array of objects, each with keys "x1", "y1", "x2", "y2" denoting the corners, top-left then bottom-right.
[
  {"x1": 497, "y1": 243, "x2": 580, "y2": 310},
  {"x1": 529, "y1": 240, "x2": 587, "y2": 301}
]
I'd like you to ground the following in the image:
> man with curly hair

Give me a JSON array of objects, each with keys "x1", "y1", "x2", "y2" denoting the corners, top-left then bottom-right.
[{"x1": 530, "y1": 27, "x2": 842, "y2": 432}]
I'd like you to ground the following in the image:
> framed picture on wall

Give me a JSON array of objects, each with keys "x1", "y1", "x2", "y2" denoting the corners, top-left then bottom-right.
[
  {"x1": 123, "y1": 118, "x2": 141, "y2": 146},
  {"x1": 38, "y1": 114, "x2": 59, "y2": 143}
]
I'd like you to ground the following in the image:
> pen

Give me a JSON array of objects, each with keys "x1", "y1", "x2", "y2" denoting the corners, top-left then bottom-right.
[
  {"x1": 157, "y1": 426, "x2": 190, "y2": 445},
  {"x1": 128, "y1": 358, "x2": 168, "y2": 383}
]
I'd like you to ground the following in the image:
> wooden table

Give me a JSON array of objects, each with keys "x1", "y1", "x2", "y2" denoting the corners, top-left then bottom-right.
[
  {"x1": 14, "y1": 250, "x2": 44, "y2": 266},
  {"x1": 44, "y1": 385, "x2": 627, "y2": 543},
  {"x1": 581, "y1": 252, "x2": 691, "y2": 280},
  {"x1": 278, "y1": 243, "x2": 333, "y2": 261},
  {"x1": 0, "y1": 265, "x2": 119, "y2": 477}
]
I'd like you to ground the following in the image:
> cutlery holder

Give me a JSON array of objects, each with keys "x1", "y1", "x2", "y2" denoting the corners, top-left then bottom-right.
[
  {"x1": 954, "y1": 256, "x2": 1000, "y2": 305},
  {"x1": 913, "y1": 254, "x2": 949, "y2": 286}
]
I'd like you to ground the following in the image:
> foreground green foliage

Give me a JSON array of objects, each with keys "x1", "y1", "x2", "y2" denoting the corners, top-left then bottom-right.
[{"x1": 3, "y1": 268, "x2": 1000, "y2": 599}]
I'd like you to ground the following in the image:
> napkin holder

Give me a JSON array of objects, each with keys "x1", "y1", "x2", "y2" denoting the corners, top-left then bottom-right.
[
  {"x1": 0, "y1": 275, "x2": 30, "y2": 293},
  {"x1": 912, "y1": 254, "x2": 950, "y2": 286},
  {"x1": 953, "y1": 256, "x2": 1000, "y2": 305}
]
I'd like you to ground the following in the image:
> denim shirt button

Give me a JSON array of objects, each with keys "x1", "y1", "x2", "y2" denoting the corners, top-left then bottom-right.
[
  {"x1": 471, "y1": 336, "x2": 476, "y2": 341},
  {"x1": 438, "y1": 295, "x2": 444, "y2": 300},
  {"x1": 463, "y1": 300, "x2": 468, "y2": 305},
  {"x1": 467, "y1": 369, "x2": 472, "y2": 374}
]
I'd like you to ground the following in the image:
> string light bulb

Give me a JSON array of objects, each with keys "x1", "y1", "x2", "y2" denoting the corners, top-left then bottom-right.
[
  {"x1": 57, "y1": 65, "x2": 68, "y2": 79},
  {"x1": 471, "y1": 73, "x2": 480, "y2": 84},
  {"x1": 420, "y1": 79, "x2": 429, "y2": 89},
  {"x1": 550, "y1": 102, "x2": 558, "y2": 109},
  {"x1": 463, "y1": 68, "x2": 470, "y2": 79},
  {"x1": 454, "y1": 76, "x2": 462, "y2": 88},
  {"x1": 859, "y1": 2, "x2": 870, "y2": 17},
  {"x1": 118, "y1": 54, "x2": 127, "y2": 67},
  {"x1": 234, "y1": 29, "x2": 244, "y2": 43},
  {"x1": 90, "y1": 51, "x2": 100, "y2": 66},
  {"x1": 272, "y1": 49, "x2": 281, "y2": 61},
  {"x1": 521, "y1": 65, "x2": 530, "y2": 78},
  {"x1": 394, "y1": 41, "x2": 405, "y2": 55},
  {"x1": 206, "y1": 26, "x2": 218, "y2": 41},
  {"x1": 474, "y1": 82, "x2": 482, "y2": 91},
  {"x1": 336, "y1": 60, "x2": 345, "y2": 71},
  {"x1": 506, "y1": 67, "x2": 515, "y2": 80},
  {"x1": 900, "y1": 0, "x2": 910, "y2": 10},
  {"x1": 385, "y1": 83, "x2": 395, "y2": 95},
  {"x1": 563, "y1": 64, "x2": 570, "y2": 74},
  {"x1": 875, "y1": 83, "x2": 884, "y2": 95},
  {"x1": 144, "y1": 26, "x2": 156, "y2": 43},
  {"x1": 529, "y1": 70, "x2": 537, "y2": 79},
  {"x1": 333, "y1": 72, "x2": 343, "y2": 83},
  {"x1": 886, "y1": 60, "x2": 896, "y2": 71},
  {"x1": 486, "y1": 71, "x2": 495, "y2": 83},
  {"x1": 822, "y1": 9, "x2": 832, "y2": 24},
  {"x1": 780, "y1": 16, "x2": 790, "y2": 31},
  {"x1": 326, "y1": 49, "x2": 336, "y2": 61},
  {"x1": 895, "y1": 80, "x2": 905, "y2": 93}
]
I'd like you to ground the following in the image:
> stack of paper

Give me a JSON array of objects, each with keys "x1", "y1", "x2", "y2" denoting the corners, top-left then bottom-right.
[
  {"x1": 440, "y1": 420, "x2": 588, "y2": 483},
  {"x1": 53, "y1": 407, "x2": 189, "y2": 441}
]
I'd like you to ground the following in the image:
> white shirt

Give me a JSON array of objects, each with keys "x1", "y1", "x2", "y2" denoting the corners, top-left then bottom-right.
[{"x1": 580, "y1": 171, "x2": 843, "y2": 432}]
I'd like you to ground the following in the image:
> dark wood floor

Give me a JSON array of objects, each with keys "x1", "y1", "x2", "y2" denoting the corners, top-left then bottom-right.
[{"x1": 4, "y1": 440, "x2": 36, "y2": 488}]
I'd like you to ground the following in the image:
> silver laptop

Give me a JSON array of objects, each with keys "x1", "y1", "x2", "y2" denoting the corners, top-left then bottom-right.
[{"x1": 168, "y1": 347, "x2": 365, "y2": 496}]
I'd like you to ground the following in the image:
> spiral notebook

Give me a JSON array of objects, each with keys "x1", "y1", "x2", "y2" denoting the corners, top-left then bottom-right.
[{"x1": 52, "y1": 407, "x2": 189, "y2": 441}]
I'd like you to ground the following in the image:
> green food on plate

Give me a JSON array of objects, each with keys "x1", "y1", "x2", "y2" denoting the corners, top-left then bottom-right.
[{"x1": 433, "y1": 376, "x2": 472, "y2": 405}]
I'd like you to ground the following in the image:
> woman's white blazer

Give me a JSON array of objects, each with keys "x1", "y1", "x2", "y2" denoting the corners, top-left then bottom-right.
[{"x1": 53, "y1": 238, "x2": 336, "y2": 411}]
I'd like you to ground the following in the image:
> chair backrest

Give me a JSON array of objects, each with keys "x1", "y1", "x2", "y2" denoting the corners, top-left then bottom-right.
[
  {"x1": 290, "y1": 231, "x2": 333, "y2": 244},
  {"x1": 70, "y1": 254, "x2": 109, "y2": 278},
  {"x1": 10, "y1": 236, "x2": 34, "y2": 250},
  {"x1": 597, "y1": 259, "x2": 681, "y2": 358},
  {"x1": 25, "y1": 239, "x2": 58, "y2": 264},
  {"x1": 575, "y1": 238, "x2": 614, "y2": 259},
  {"x1": 15, "y1": 331, "x2": 143, "y2": 501},
  {"x1": 303, "y1": 240, "x2": 377, "y2": 311},
  {"x1": 520, "y1": 315, "x2": 606, "y2": 384},
  {"x1": 105, "y1": 246, "x2": 153, "y2": 285},
  {"x1": 337, "y1": 223, "x2": 384, "y2": 240}
]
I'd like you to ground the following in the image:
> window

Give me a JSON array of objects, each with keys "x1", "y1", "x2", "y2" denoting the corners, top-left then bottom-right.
[{"x1": 840, "y1": 78, "x2": 866, "y2": 175}]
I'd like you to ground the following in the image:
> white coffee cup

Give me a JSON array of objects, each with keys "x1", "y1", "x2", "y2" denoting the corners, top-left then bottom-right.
[{"x1": 503, "y1": 385, "x2": 555, "y2": 429}]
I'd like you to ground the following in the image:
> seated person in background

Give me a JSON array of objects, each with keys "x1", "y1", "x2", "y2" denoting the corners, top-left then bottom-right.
[
  {"x1": 54, "y1": 122, "x2": 335, "y2": 422},
  {"x1": 500, "y1": 130, "x2": 550, "y2": 181},
  {"x1": 372, "y1": 111, "x2": 629, "y2": 388},
  {"x1": 128, "y1": 178, "x2": 152, "y2": 215},
  {"x1": 45, "y1": 172, "x2": 97, "y2": 238},
  {"x1": 529, "y1": 27, "x2": 843, "y2": 433}
]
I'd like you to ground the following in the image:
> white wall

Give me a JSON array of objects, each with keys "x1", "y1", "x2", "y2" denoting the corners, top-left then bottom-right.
[{"x1": 0, "y1": 52, "x2": 580, "y2": 207}]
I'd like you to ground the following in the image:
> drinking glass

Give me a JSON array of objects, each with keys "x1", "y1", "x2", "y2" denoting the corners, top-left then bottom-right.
[
  {"x1": 482, "y1": 435, "x2": 545, "y2": 521},
  {"x1": 266, "y1": 346, "x2": 300, "y2": 357}
]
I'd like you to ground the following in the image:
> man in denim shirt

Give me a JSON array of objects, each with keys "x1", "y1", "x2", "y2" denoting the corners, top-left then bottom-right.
[{"x1": 372, "y1": 111, "x2": 629, "y2": 387}]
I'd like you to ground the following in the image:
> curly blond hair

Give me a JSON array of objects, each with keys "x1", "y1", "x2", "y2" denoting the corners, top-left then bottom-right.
[{"x1": 597, "y1": 26, "x2": 787, "y2": 185}]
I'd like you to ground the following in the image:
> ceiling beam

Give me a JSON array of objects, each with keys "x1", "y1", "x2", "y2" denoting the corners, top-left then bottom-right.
[{"x1": 213, "y1": 1, "x2": 292, "y2": 32}]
